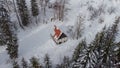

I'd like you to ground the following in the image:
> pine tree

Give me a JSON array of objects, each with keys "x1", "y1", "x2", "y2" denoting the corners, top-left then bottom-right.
[
  {"x1": 117, "y1": 50, "x2": 120, "y2": 67},
  {"x1": 72, "y1": 17, "x2": 120, "y2": 68},
  {"x1": 112, "y1": 18, "x2": 120, "y2": 68},
  {"x1": 0, "y1": 4, "x2": 18, "y2": 59},
  {"x1": 0, "y1": 3, "x2": 6, "y2": 46},
  {"x1": 30, "y1": 57, "x2": 42, "y2": 68},
  {"x1": 61, "y1": 56, "x2": 70, "y2": 68},
  {"x1": 72, "y1": 40, "x2": 87, "y2": 68},
  {"x1": 6, "y1": 34, "x2": 18, "y2": 59},
  {"x1": 0, "y1": 28, "x2": 5, "y2": 46},
  {"x1": 90, "y1": 28, "x2": 106, "y2": 68},
  {"x1": 31, "y1": 0, "x2": 39, "y2": 24},
  {"x1": 72, "y1": 40, "x2": 86, "y2": 62},
  {"x1": 44, "y1": 54, "x2": 52, "y2": 68},
  {"x1": 31, "y1": 0, "x2": 39, "y2": 17},
  {"x1": 56, "y1": 64, "x2": 62, "y2": 68},
  {"x1": 13, "y1": 61, "x2": 20, "y2": 68},
  {"x1": 100, "y1": 17, "x2": 119, "y2": 67},
  {"x1": 56, "y1": 56, "x2": 70, "y2": 68},
  {"x1": 21, "y1": 58, "x2": 28, "y2": 68},
  {"x1": 0, "y1": 2, "x2": 6, "y2": 46},
  {"x1": 115, "y1": 42, "x2": 120, "y2": 67},
  {"x1": 16, "y1": 0, "x2": 30, "y2": 27},
  {"x1": 71, "y1": 27, "x2": 106, "y2": 68},
  {"x1": 74, "y1": 42, "x2": 97, "y2": 68}
]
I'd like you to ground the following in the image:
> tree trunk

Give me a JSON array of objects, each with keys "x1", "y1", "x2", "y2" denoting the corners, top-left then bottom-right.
[
  {"x1": 12, "y1": 0, "x2": 24, "y2": 29},
  {"x1": 35, "y1": 16, "x2": 38, "y2": 24}
]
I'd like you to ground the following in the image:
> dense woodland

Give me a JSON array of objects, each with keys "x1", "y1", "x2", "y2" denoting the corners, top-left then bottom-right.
[{"x1": 0, "y1": 0, "x2": 120, "y2": 68}]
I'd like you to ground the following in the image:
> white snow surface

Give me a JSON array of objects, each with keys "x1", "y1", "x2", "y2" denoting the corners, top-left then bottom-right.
[
  {"x1": 18, "y1": 22, "x2": 79, "y2": 65},
  {"x1": 1, "y1": 0, "x2": 120, "y2": 68}
]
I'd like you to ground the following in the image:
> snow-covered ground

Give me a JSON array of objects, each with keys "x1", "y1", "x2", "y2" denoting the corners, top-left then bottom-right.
[
  {"x1": 1, "y1": 0, "x2": 120, "y2": 68},
  {"x1": 18, "y1": 22, "x2": 79, "y2": 65}
]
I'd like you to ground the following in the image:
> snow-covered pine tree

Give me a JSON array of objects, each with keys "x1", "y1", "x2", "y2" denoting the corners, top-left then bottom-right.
[
  {"x1": 16, "y1": 0, "x2": 30, "y2": 27},
  {"x1": 13, "y1": 61, "x2": 20, "y2": 68},
  {"x1": 99, "y1": 17, "x2": 119, "y2": 68},
  {"x1": 72, "y1": 40, "x2": 86, "y2": 62},
  {"x1": 0, "y1": 2, "x2": 6, "y2": 46},
  {"x1": 0, "y1": 0, "x2": 11, "y2": 12},
  {"x1": 0, "y1": 4, "x2": 18, "y2": 59},
  {"x1": 31, "y1": 0, "x2": 39, "y2": 24},
  {"x1": 31, "y1": 0, "x2": 39, "y2": 17},
  {"x1": 61, "y1": 56, "x2": 70, "y2": 68},
  {"x1": 0, "y1": 27, "x2": 5, "y2": 46},
  {"x1": 72, "y1": 40, "x2": 87, "y2": 68},
  {"x1": 73, "y1": 17, "x2": 120, "y2": 68},
  {"x1": 115, "y1": 42, "x2": 120, "y2": 67},
  {"x1": 30, "y1": 57, "x2": 43, "y2": 68},
  {"x1": 56, "y1": 65, "x2": 62, "y2": 68},
  {"x1": 90, "y1": 27, "x2": 106, "y2": 68},
  {"x1": 56, "y1": 56, "x2": 70, "y2": 68},
  {"x1": 44, "y1": 54, "x2": 52, "y2": 68},
  {"x1": 71, "y1": 27, "x2": 107, "y2": 68},
  {"x1": 21, "y1": 58, "x2": 28, "y2": 68}
]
